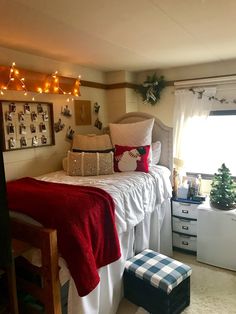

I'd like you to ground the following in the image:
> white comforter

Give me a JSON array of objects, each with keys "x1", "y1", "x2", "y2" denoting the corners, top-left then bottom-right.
[{"x1": 38, "y1": 165, "x2": 172, "y2": 234}]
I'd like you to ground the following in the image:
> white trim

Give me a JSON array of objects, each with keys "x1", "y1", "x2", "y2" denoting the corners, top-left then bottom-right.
[{"x1": 174, "y1": 75, "x2": 236, "y2": 88}]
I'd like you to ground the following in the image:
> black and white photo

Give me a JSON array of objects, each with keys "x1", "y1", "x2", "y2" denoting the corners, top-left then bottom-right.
[
  {"x1": 20, "y1": 124, "x2": 27, "y2": 135},
  {"x1": 8, "y1": 137, "x2": 16, "y2": 149},
  {"x1": 31, "y1": 111, "x2": 38, "y2": 122},
  {"x1": 32, "y1": 136, "x2": 38, "y2": 146},
  {"x1": 18, "y1": 111, "x2": 25, "y2": 122},
  {"x1": 7, "y1": 123, "x2": 15, "y2": 134},
  {"x1": 39, "y1": 122, "x2": 47, "y2": 133},
  {"x1": 41, "y1": 135, "x2": 47, "y2": 144},
  {"x1": 24, "y1": 103, "x2": 31, "y2": 114},
  {"x1": 9, "y1": 102, "x2": 16, "y2": 113},
  {"x1": 30, "y1": 124, "x2": 36, "y2": 133},
  {"x1": 20, "y1": 136, "x2": 27, "y2": 147}
]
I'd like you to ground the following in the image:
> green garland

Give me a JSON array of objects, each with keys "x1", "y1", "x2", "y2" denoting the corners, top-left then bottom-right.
[{"x1": 136, "y1": 73, "x2": 166, "y2": 105}]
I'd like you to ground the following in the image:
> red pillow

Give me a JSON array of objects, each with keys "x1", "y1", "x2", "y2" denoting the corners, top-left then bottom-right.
[{"x1": 114, "y1": 145, "x2": 150, "y2": 173}]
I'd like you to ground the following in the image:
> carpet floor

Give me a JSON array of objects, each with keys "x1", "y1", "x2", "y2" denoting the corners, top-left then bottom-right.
[{"x1": 117, "y1": 251, "x2": 236, "y2": 314}]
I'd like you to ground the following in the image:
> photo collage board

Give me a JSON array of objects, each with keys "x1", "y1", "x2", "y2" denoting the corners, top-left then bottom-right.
[{"x1": 0, "y1": 100, "x2": 55, "y2": 151}]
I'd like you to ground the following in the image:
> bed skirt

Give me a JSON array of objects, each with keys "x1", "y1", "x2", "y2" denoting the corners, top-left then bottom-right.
[{"x1": 66, "y1": 198, "x2": 172, "y2": 314}]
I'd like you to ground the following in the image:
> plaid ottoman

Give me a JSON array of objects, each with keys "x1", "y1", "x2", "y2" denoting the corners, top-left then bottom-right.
[{"x1": 124, "y1": 249, "x2": 192, "y2": 314}]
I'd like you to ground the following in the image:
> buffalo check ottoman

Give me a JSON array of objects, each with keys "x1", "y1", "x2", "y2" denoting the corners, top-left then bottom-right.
[{"x1": 123, "y1": 249, "x2": 192, "y2": 314}]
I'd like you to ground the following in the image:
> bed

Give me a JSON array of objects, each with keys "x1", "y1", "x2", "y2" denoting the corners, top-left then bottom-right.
[{"x1": 8, "y1": 112, "x2": 173, "y2": 314}]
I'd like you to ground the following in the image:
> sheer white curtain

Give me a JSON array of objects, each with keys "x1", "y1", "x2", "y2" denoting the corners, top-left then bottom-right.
[{"x1": 173, "y1": 87, "x2": 216, "y2": 168}]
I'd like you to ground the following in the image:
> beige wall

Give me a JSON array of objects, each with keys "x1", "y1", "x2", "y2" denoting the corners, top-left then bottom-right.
[
  {"x1": 106, "y1": 88, "x2": 126, "y2": 122},
  {"x1": 137, "y1": 86, "x2": 174, "y2": 127},
  {"x1": 1, "y1": 47, "x2": 108, "y2": 181},
  {"x1": 105, "y1": 71, "x2": 138, "y2": 121}
]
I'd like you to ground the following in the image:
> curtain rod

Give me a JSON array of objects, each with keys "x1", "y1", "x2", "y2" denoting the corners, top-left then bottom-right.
[{"x1": 174, "y1": 74, "x2": 236, "y2": 88}]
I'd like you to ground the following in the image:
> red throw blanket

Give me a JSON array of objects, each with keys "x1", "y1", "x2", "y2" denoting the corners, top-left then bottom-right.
[{"x1": 7, "y1": 177, "x2": 121, "y2": 297}]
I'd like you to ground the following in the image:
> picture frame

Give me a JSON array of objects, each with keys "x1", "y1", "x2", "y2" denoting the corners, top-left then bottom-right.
[
  {"x1": 0, "y1": 100, "x2": 55, "y2": 151},
  {"x1": 74, "y1": 100, "x2": 91, "y2": 125}
]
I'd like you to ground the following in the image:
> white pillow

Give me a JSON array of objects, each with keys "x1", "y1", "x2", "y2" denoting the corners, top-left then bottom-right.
[
  {"x1": 151, "y1": 141, "x2": 161, "y2": 164},
  {"x1": 109, "y1": 118, "x2": 154, "y2": 147}
]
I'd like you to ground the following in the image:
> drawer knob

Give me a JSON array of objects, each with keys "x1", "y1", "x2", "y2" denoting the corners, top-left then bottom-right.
[
  {"x1": 182, "y1": 209, "x2": 189, "y2": 214},
  {"x1": 182, "y1": 226, "x2": 189, "y2": 230},
  {"x1": 182, "y1": 241, "x2": 189, "y2": 246}
]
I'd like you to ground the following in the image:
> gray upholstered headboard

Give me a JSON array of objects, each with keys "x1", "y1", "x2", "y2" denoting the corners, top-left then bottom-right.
[{"x1": 113, "y1": 112, "x2": 173, "y2": 174}]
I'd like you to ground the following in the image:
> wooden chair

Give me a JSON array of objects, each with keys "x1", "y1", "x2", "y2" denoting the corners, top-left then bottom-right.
[
  {"x1": 0, "y1": 138, "x2": 19, "y2": 314},
  {"x1": 11, "y1": 218, "x2": 62, "y2": 314}
]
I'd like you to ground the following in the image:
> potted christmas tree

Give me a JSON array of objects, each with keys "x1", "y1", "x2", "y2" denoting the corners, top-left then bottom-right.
[{"x1": 210, "y1": 163, "x2": 236, "y2": 210}]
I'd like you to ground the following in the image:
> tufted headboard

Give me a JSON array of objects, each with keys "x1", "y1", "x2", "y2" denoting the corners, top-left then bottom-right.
[{"x1": 112, "y1": 112, "x2": 173, "y2": 174}]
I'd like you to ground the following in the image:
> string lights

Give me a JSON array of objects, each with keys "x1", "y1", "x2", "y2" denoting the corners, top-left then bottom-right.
[
  {"x1": 0, "y1": 62, "x2": 28, "y2": 96},
  {"x1": 0, "y1": 63, "x2": 81, "y2": 102},
  {"x1": 43, "y1": 71, "x2": 81, "y2": 102}
]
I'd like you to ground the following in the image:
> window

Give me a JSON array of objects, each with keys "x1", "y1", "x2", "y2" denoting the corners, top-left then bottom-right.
[{"x1": 183, "y1": 110, "x2": 236, "y2": 177}]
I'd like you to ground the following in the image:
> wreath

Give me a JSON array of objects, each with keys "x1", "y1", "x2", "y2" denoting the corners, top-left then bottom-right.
[{"x1": 136, "y1": 73, "x2": 166, "y2": 105}]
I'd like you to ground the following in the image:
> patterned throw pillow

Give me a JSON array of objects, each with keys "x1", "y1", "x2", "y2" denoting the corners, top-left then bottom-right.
[
  {"x1": 114, "y1": 145, "x2": 150, "y2": 173},
  {"x1": 67, "y1": 151, "x2": 114, "y2": 176}
]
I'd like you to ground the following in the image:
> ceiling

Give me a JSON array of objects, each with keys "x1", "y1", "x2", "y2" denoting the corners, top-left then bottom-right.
[{"x1": 1, "y1": 0, "x2": 236, "y2": 72}]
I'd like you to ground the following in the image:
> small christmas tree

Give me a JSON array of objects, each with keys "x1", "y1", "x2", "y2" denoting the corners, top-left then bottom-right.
[{"x1": 210, "y1": 163, "x2": 236, "y2": 210}]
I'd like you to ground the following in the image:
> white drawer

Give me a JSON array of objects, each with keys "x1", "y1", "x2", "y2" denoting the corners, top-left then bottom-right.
[
  {"x1": 172, "y1": 216, "x2": 197, "y2": 236},
  {"x1": 173, "y1": 232, "x2": 197, "y2": 252},
  {"x1": 172, "y1": 201, "x2": 198, "y2": 219}
]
